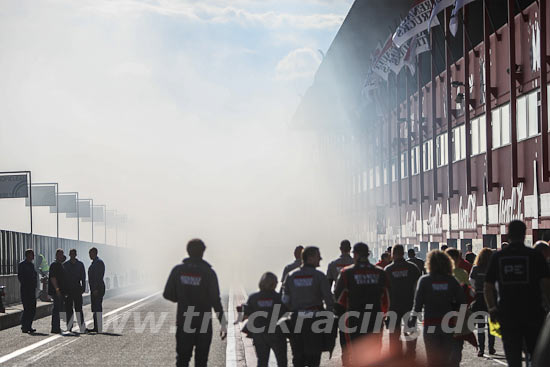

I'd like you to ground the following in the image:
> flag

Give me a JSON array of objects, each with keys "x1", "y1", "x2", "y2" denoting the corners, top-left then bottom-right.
[
  {"x1": 428, "y1": 0, "x2": 455, "y2": 31},
  {"x1": 372, "y1": 36, "x2": 394, "y2": 80},
  {"x1": 67, "y1": 200, "x2": 92, "y2": 218},
  {"x1": 83, "y1": 206, "x2": 105, "y2": 223},
  {"x1": 0, "y1": 174, "x2": 28, "y2": 198},
  {"x1": 393, "y1": 0, "x2": 440, "y2": 47},
  {"x1": 400, "y1": 30, "x2": 431, "y2": 75},
  {"x1": 361, "y1": 69, "x2": 382, "y2": 100},
  {"x1": 51, "y1": 193, "x2": 77, "y2": 214},
  {"x1": 25, "y1": 185, "x2": 56, "y2": 206},
  {"x1": 450, "y1": 0, "x2": 477, "y2": 36}
]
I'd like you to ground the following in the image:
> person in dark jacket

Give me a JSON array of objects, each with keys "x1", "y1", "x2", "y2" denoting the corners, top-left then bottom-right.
[
  {"x1": 384, "y1": 245, "x2": 421, "y2": 357},
  {"x1": 282, "y1": 246, "x2": 333, "y2": 367},
  {"x1": 163, "y1": 239, "x2": 227, "y2": 367},
  {"x1": 407, "y1": 248, "x2": 426, "y2": 274},
  {"x1": 48, "y1": 249, "x2": 67, "y2": 333},
  {"x1": 469, "y1": 247, "x2": 495, "y2": 357},
  {"x1": 63, "y1": 248, "x2": 86, "y2": 332},
  {"x1": 281, "y1": 245, "x2": 304, "y2": 290},
  {"x1": 17, "y1": 249, "x2": 37, "y2": 333},
  {"x1": 485, "y1": 221, "x2": 550, "y2": 367},
  {"x1": 334, "y1": 243, "x2": 388, "y2": 366},
  {"x1": 411, "y1": 250, "x2": 466, "y2": 367},
  {"x1": 87, "y1": 247, "x2": 105, "y2": 333},
  {"x1": 243, "y1": 272, "x2": 287, "y2": 367}
]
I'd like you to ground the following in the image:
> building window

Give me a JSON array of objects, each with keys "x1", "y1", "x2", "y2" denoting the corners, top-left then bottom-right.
[
  {"x1": 436, "y1": 133, "x2": 449, "y2": 167},
  {"x1": 471, "y1": 117, "x2": 487, "y2": 156},
  {"x1": 423, "y1": 139, "x2": 433, "y2": 171},
  {"x1": 401, "y1": 151, "x2": 408, "y2": 178},
  {"x1": 383, "y1": 164, "x2": 388, "y2": 185},
  {"x1": 375, "y1": 166, "x2": 381, "y2": 187},
  {"x1": 452, "y1": 125, "x2": 466, "y2": 162},
  {"x1": 517, "y1": 89, "x2": 539, "y2": 140},
  {"x1": 410, "y1": 146, "x2": 420, "y2": 175},
  {"x1": 362, "y1": 171, "x2": 368, "y2": 192},
  {"x1": 392, "y1": 161, "x2": 397, "y2": 182},
  {"x1": 369, "y1": 168, "x2": 374, "y2": 189},
  {"x1": 492, "y1": 103, "x2": 511, "y2": 149}
]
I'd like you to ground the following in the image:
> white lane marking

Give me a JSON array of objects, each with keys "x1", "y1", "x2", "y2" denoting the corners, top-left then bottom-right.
[
  {"x1": 226, "y1": 287, "x2": 238, "y2": 367},
  {"x1": 0, "y1": 291, "x2": 161, "y2": 364},
  {"x1": 488, "y1": 356, "x2": 507, "y2": 366},
  {"x1": 22, "y1": 337, "x2": 79, "y2": 365}
]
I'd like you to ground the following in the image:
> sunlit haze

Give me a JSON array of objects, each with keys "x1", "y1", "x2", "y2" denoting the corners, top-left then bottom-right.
[{"x1": 0, "y1": 0, "x2": 353, "y2": 290}]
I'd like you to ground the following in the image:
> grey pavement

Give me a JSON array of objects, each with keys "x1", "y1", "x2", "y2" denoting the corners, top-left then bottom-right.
[{"x1": 0, "y1": 289, "x2": 511, "y2": 366}]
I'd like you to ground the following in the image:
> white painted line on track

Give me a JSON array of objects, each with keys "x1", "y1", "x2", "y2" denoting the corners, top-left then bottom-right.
[
  {"x1": 0, "y1": 291, "x2": 161, "y2": 364},
  {"x1": 488, "y1": 356, "x2": 508, "y2": 366},
  {"x1": 226, "y1": 287, "x2": 238, "y2": 367}
]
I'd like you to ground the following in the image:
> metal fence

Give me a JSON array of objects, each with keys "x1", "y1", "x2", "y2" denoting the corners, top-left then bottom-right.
[{"x1": 0, "y1": 229, "x2": 123, "y2": 276}]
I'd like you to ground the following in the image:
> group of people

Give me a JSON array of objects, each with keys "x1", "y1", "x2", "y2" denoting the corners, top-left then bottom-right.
[
  {"x1": 17, "y1": 247, "x2": 106, "y2": 334},
  {"x1": 163, "y1": 220, "x2": 550, "y2": 367}
]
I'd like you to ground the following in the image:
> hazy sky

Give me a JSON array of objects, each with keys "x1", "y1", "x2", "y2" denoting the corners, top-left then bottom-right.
[{"x1": 0, "y1": 0, "x2": 353, "y2": 288}]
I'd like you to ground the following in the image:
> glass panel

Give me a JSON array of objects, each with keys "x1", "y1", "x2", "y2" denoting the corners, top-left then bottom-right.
[
  {"x1": 492, "y1": 108, "x2": 501, "y2": 148},
  {"x1": 501, "y1": 104, "x2": 510, "y2": 145},
  {"x1": 460, "y1": 125, "x2": 466, "y2": 159},
  {"x1": 471, "y1": 118, "x2": 479, "y2": 155},
  {"x1": 479, "y1": 115, "x2": 487, "y2": 153},
  {"x1": 517, "y1": 96, "x2": 527, "y2": 140},
  {"x1": 443, "y1": 133, "x2": 449, "y2": 165},
  {"x1": 528, "y1": 90, "x2": 539, "y2": 137}
]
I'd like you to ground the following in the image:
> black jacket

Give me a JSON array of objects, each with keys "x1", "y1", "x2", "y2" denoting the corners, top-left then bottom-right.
[
  {"x1": 163, "y1": 257, "x2": 225, "y2": 325},
  {"x1": 17, "y1": 260, "x2": 37, "y2": 293},
  {"x1": 88, "y1": 257, "x2": 106, "y2": 295}
]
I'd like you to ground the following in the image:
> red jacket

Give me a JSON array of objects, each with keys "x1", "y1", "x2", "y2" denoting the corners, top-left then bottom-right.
[{"x1": 458, "y1": 258, "x2": 472, "y2": 274}]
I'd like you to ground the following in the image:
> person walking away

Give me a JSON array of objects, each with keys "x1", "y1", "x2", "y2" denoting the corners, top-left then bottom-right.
[
  {"x1": 376, "y1": 253, "x2": 390, "y2": 269},
  {"x1": 18, "y1": 249, "x2": 37, "y2": 333},
  {"x1": 242, "y1": 272, "x2": 287, "y2": 367},
  {"x1": 48, "y1": 249, "x2": 67, "y2": 334},
  {"x1": 533, "y1": 240, "x2": 550, "y2": 272},
  {"x1": 282, "y1": 246, "x2": 333, "y2": 367},
  {"x1": 326, "y1": 240, "x2": 354, "y2": 291},
  {"x1": 334, "y1": 243, "x2": 388, "y2": 366},
  {"x1": 464, "y1": 244, "x2": 476, "y2": 265},
  {"x1": 484, "y1": 220, "x2": 550, "y2": 367},
  {"x1": 407, "y1": 248, "x2": 426, "y2": 274},
  {"x1": 63, "y1": 249, "x2": 86, "y2": 332},
  {"x1": 411, "y1": 250, "x2": 466, "y2": 367},
  {"x1": 163, "y1": 239, "x2": 227, "y2": 367},
  {"x1": 87, "y1": 247, "x2": 105, "y2": 333},
  {"x1": 469, "y1": 248, "x2": 495, "y2": 357},
  {"x1": 281, "y1": 246, "x2": 304, "y2": 288},
  {"x1": 384, "y1": 245, "x2": 421, "y2": 357}
]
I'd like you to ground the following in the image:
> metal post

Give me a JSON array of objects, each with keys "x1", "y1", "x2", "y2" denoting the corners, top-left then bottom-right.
[
  {"x1": 418, "y1": 55, "x2": 427, "y2": 202},
  {"x1": 541, "y1": 0, "x2": 550, "y2": 182},
  {"x1": 396, "y1": 73, "x2": 404, "y2": 205},
  {"x1": 431, "y1": 31, "x2": 441, "y2": 200},
  {"x1": 91, "y1": 199, "x2": 94, "y2": 243},
  {"x1": 388, "y1": 78, "x2": 394, "y2": 206},
  {"x1": 508, "y1": 0, "x2": 522, "y2": 187},
  {"x1": 445, "y1": 8, "x2": 457, "y2": 198},
  {"x1": 484, "y1": 0, "x2": 497, "y2": 191},
  {"x1": 76, "y1": 193, "x2": 80, "y2": 242},
  {"x1": 406, "y1": 72, "x2": 414, "y2": 204},
  {"x1": 28, "y1": 171, "x2": 33, "y2": 236},
  {"x1": 55, "y1": 184, "x2": 59, "y2": 246},
  {"x1": 464, "y1": 4, "x2": 477, "y2": 193}
]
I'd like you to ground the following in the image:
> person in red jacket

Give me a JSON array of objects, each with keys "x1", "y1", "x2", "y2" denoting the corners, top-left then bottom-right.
[{"x1": 376, "y1": 252, "x2": 391, "y2": 268}]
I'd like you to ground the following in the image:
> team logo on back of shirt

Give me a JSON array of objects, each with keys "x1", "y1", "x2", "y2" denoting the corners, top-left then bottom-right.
[
  {"x1": 391, "y1": 268, "x2": 409, "y2": 278},
  {"x1": 500, "y1": 256, "x2": 529, "y2": 284},
  {"x1": 257, "y1": 298, "x2": 274, "y2": 307},
  {"x1": 293, "y1": 275, "x2": 313, "y2": 287},
  {"x1": 432, "y1": 282, "x2": 449, "y2": 291},
  {"x1": 180, "y1": 273, "x2": 201, "y2": 286},
  {"x1": 354, "y1": 271, "x2": 380, "y2": 285}
]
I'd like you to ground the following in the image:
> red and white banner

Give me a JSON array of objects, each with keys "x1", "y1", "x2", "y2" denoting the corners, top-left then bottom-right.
[{"x1": 393, "y1": 0, "x2": 439, "y2": 47}]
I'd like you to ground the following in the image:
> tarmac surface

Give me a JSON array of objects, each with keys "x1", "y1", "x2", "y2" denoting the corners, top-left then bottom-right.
[{"x1": 0, "y1": 288, "x2": 512, "y2": 366}]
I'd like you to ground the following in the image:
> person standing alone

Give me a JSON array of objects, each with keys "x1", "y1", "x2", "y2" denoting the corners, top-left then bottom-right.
[
  {"x1": 87, "y1": 247, "x2": 105, "y2": 333},
  {"x1": 17, "y1": 249, "x2": 37, "y2": 333}
]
